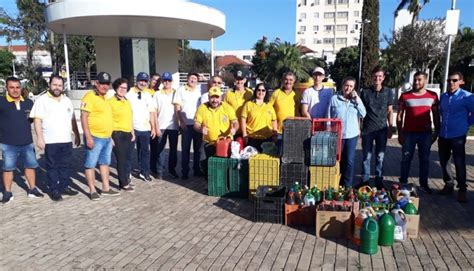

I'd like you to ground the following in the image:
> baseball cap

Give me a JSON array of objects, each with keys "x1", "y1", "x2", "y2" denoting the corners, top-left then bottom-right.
[
  {"x1": 208, "y1": 86, "x2": 223, "y2": 97},
  {"x1": 235, "y1": 70, "x2": 245, "y2": 80},
  {"x1": 312, "y1": 67, "x2": 325, "y2": 75},
  {"x1": 162, "y1": 72, "x2": 173, "y2": 81},
  {"x1": 136, "y1": 72, "x2": 149, "y2": 82},
  {"x1": 97, "y1": 72, "x2": 111, "y2": 84}
]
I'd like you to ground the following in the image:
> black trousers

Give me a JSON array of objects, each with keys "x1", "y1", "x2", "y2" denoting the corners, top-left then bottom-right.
[
  {"x1": 45, "y1": 142, "x2": 72, "y2": 193},
  {"x1": 112, "y1": 131, "x2": 133, "y2": 187},
  {"x1": 438, "y1": 135, "x2": 467, "y2": 191}
]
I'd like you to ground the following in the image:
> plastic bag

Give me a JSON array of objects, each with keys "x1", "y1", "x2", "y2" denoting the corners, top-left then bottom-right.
[
  {"x1": 230, "y1": 141, "x2": 241, "y2": 159},
  {"x1": 239, "y1": 146, "x2": 259, "y2": 160}
]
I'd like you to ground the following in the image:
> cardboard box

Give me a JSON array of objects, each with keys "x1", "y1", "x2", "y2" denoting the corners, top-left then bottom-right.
[
  {"x1": 315, "y1": 207, "x2": 352, "y2": 238},
  {"x1": 406, "y1": 214, "x2": 420, "y2": 238}
]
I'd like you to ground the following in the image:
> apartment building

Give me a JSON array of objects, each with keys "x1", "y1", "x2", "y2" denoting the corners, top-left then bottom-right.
[{"x1": 295, "y1": 0, "x2": 363, "y2": 64}]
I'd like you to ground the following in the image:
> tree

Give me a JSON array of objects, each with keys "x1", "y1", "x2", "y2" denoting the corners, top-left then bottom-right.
[
  {"x1": 0, "y1": 0, "x2": 47, "y2": 93},
  {"x1": 450, "y1": 27, "x2": 474, "y2": 91},
  {"x1": 360, "y1": 0, "x2": 380, "y2": 88},
  {"x1": 395, "y1": 0, "x2": 430, "y2": 25},
  {"x1": 0, "y1": 49, "x2": 15, "y2": 77},
  {"x1": 51, "y1": 35, "x2": 96, "y2": 80},
  {"x1": 329, "y1": 46, "x2": 359, "y2": 89},
  {"x1": 178, "y1": 40, "x2": 211, "y2": 73}
]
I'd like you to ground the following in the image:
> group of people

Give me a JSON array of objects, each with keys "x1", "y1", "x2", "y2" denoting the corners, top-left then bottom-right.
[{"x1": 0, "y1": 66, "x2": 473, "y2": 203}]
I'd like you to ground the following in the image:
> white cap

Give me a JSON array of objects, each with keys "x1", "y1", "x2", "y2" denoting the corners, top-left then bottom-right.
[{"x1": 312, "y1": 67, "x2": 325, "y2": 75}]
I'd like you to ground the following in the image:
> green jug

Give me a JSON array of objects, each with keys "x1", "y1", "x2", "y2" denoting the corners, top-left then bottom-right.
[
  {"x1": 378, "y1": 210, "x2": 395, "y2": 246},
  {"x1": 360, "y1": 215, "x2": 379, "y2": 255},
  {"x1": 403, "y1": 200, "x2": 418, "y2": 215}
]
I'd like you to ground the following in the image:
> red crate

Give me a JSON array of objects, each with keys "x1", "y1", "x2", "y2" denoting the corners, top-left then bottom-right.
[
  {"x1": 311, "y1": 118, "x2": 342, "y2": 161},
  {"x1": 284, "y1": 204, "x2": 316, "y2": 226}
]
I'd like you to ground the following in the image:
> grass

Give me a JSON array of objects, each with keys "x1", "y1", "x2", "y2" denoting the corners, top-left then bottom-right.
[{"x1": 469, "y1": 127, "x2": 474, "y2": 136}]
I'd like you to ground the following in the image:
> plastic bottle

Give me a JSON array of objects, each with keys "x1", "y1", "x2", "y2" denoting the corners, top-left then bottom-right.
[
  {"x1": 326, "y1": 187, "x2": 334, "y2": 201},
  {"x1": 287, "y1": 189, "x2": 295, "y2": 205},
  {"x1": 292, "y1": 182, "x2": 301, "y2": 193},
  {"x1": 403, "y1": 200, "x2": 418, "y2": 215},
  {"x1": 304, "y1": 192, "x2": 316, "y2": 206},
  {"x1": 391, "y1": 204, "x2": 407, "y2": 242},
  {"x1": 360, "y1": 214, "x2": 379, "y2": 255},
  {"x1": 378, "y1": 210, "x2": 395, "y2": 246},
  {"x1": 353, "y1": 209, "x2": 369, "y2": 246}
]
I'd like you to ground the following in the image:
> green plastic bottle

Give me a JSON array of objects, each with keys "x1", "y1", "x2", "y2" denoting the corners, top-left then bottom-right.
[
  {"x1": 378, "y1": 210, "x2": 395, "y2": 246},
  {"x1": 403, "y1": 200, "x2": 418, "y2": 215},
  {"x1": 360, "y1": 215, "x2": 379, "y2": 255}
]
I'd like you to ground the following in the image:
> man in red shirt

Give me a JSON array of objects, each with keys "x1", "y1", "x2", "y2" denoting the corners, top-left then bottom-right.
[{"x1": 397, "y1": 71, "x2": 440, "y2": 193}]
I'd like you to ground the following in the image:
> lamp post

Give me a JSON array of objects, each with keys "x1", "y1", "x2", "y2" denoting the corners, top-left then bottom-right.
[{"x1": 357, "y1": 19, "x2": 371, "y2": 90}]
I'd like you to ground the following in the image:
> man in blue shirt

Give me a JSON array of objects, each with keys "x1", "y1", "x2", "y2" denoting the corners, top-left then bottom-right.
[{"x1": 438, "y1": 71, "x2": 474, "y2": 203}]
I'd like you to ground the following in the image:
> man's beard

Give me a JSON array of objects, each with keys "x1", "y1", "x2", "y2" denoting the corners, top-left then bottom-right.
[{"x1": 50, "y1": 89, "x2": 62, "y2": 97}]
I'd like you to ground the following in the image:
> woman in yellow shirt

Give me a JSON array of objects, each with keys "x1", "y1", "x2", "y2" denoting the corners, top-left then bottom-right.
[
  {"x1": 109, "y1": 78, "x2": 135, "y2": 192},
  {"x1": 241, "y1": 83, "x2": 278, "y2": 151}
]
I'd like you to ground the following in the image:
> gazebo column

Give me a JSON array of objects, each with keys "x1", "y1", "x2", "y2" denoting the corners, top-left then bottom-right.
[{"x1": 95, "y1": 37, "x2": 121, "y2": 80}]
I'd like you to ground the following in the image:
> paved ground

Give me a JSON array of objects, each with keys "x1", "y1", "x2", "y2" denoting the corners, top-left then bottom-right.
[{"x1": 0, "y1": 138, "x2": 473, "y2": 270}]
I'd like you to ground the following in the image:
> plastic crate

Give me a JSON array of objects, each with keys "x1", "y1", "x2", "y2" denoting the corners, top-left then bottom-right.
[
  {"x1": 309, "y1": 162, "x2": 340, "y2": 189},
  {"x1": 254, "y1": 186, "x2": 285, "y2": 224},
  {"x1": 280, "y1": 163, "x2": 308, "y2": 188},
  {"x1": 308, "y1": 131, "x2": 339, "y2": 166},
  {"x1": 208, "y1": 157, "x2": 248, "y2": 197},
  {"x1": 281, "y1": 118, "x2": 312, "y2": 163},
  {"x1": 285, "y1": 204, "x2": 316, "y2": 226},
  {"x1": 311, "y1": 118, "x2": 342, "y2": 161},
  {"x1": 249, "y1": 154, "x2": 280, "y2": 198}
]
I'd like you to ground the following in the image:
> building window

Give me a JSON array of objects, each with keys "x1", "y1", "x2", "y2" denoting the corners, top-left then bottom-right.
[
  {"x1": 336, "y1": 38, "x2": 347, "y2": 44},
  {"x1": 313, "y1": 12, "x2": 319, "y2": 18},
  {"x1": 326, "y1": 0, "x2": 333, "y2": 4},
  {"x1": 323, "y1": 38, "x2": 334, "y2": 44},
  {"x1": 300, "y1": 13, "x2": 306, "y2": 19},
  {"x1": 354, "y1": 11, "x2": 360, "y2": 17},
  {"x1": 301, "y1": 0, "x2": 307, "y2": 5},
  {"x1": 337, "y1": 12, "x2": 348, "y2": 18},
  {"x1": 353, "y1": 37, "x2": 359, "y2": 43},
  {"x1": 354, "y1": 0, "x2": 361, "y2": 3},
  {"x1": 314, "y1": 0, "x2": 320, "y2": 4},
  {"x1": 336, "y1": 25, "x2": 348, "y2": 31},
  {"x1": 354, "y1": 24, "x2": 359, "y2": 30},
  {"x1": 337, "y1": 0, "x2": 348, "y2": 3},
  {"x1": 299, "y1": 38, "x2": 306, "y2": 45},
  {"x1": 300, "y1": 26, "x2": 306, "y2": 32},
  {"x1": 324, "y1": 12, "x2": 335, "y2": 19},
  {"x1": 243, "y1": 55, "x2": 252, "y2": 61},
  {"x1": 324, "y1": 25, "x2": 334, "y2": 31},
  {"x1": 313, "y1": 25, "x2": 319, "y2": 31}
]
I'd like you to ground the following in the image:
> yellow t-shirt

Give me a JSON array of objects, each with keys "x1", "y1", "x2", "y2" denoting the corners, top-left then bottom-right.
[
  {"x1": 80, "y1": 90, "x2": 113, "y2": 138},
  {"x1": 144, "y1": 87, "x2": 155, "y2": 97},
  {"x1": 195, "y1": 102, "x2": 237, "y2": 144},
  {"x1": 108, "y1": 96, "x2": 133, "y2": 133},
  {"x1": 268, "y1": 88, "x2": 302, "y2": 134},
  {"x1": 224, "y1": 88, "x2": 253, "y2": 119},
  {"x1": 241, "y1": 100, "x2": 277, "y2": 140}
]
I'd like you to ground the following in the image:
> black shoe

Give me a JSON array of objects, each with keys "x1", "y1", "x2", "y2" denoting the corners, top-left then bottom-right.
[
  {"x1": 50, "y1": 191, "x2": 63, "y2": 201},
  {"x1": 418, "y1": 184, "x2": 433, "y2": 194},
  {"x1": 169, "y1": 170, "x2": 179, "y2": 179},
  {"x1": 28, "y1": 187, "x2": 44, "y2": 198},
  {"x1": 139, "y1": 173, "x2": 153, "y2": 182},
  {"x1": 1, "y1": 192, "x2": 14, "y2": 204},
  {"x1": 438, "y1": 184, "x2": 454, "y2": 195},
  {"x1": 62, "y1": 187, "x2": 79, "y2": 196}
]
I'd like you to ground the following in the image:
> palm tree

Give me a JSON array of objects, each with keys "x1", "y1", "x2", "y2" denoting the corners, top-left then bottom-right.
[{"x1": 395, "y1": 0, "x2": 430, "y2": 25}]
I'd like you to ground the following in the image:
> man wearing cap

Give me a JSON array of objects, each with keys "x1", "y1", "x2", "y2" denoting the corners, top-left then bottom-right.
[
  {"x1": 81, "y1": 72, "x2": 120, "y2": 200},
  {"x1": 0, "y1": 77, "x2": 44, "y2": 203},
  {"x1": 200, "y1": 75, "x2": 224, "y2": 104},
  {"x1": 151, "y1": 72, "x2": 179, "y2": 179},
  {"x1": 301, "y1": 67, "x2": 333, "y2": 119},
  {"x1": 127, "y1": 72, "x2": 157, "y2": 182},
  {"x1": 224, "y1": 71, "x2": 253, "y2": 136},
  {"x1": 173, "y1": 72, "x2": 204, "y2": 180},
  {"x1": 30, "y1": 74, "x2": 81, "y2": 201},
  {"x1": 194, "y1": 87, "x2": 239, "y2": 175}
]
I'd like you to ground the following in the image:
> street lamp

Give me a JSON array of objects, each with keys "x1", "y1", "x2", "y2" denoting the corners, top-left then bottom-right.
[{"x1": 357, "y1": 19, "x2": 371, "y2": 90}]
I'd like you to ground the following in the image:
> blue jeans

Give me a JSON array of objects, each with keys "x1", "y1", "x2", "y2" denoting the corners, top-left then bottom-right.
[
  {"x1": 45, "y1": 142, "x2": 73, "y2": 193},
  {"x1": 84, "y1": 137, "x2": 112, "y2": 168},
  {"x1": 438, "y1": 135, "x2": 467, "y2": 191},
  {"x1": 0, "y1": 143, "x2": 39, "y2": 171},
  {"x1": 135, "y1": 130, "x2": 151, "y2": 176},
  {"x1": 399, "y1": 132, "x2": 432, "y2": 186},
  {"x1": 181, "y1": 125, "x2": 202, "y2": 176},
  {"x1": 154, "y1": 129, "x2": 179, "y2": 175},
  {"x1": 340, "y1": 136, "x2": 358, "y2": 187},
  {"x1": 361, "y1": 127, "x2": 388, "y2": 182}
]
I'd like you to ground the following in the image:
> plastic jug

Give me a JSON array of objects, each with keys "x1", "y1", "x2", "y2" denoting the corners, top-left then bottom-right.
[
  {"x1": 391, "y1": 205, "x2": 407, "y2": 242},
  {"x1": 360, "y1": 215, "x2": 379, "y2": 255},
  {"x1": 403, "y1": 200, "x2": 418, "y2": 215},
  {"x1": 353, "y1": 209, "x2": 369, "y2": 246},
  {"x1": 378, "y1": 210, "x2": 395, "y2": 246},
  {"x1": 304, "y1": 193, "x2": 316, "y2": 206},
  {"x1": 215, "y1": 137, "x2": 232, "y2": 157}
]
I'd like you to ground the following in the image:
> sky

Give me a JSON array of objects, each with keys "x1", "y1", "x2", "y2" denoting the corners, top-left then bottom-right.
[{"x1": 1, "y1": 0, "x2": 473, "y2": 51}]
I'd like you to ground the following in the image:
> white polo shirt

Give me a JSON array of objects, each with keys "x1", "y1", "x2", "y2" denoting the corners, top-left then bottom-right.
[
  {"x1": 126, "y1": 87, "x2": 156, "y2": 132},
  {"x1": 172, "y1": 84, "x2": 203, "y2": 125},
  {"x1": 29, "y1": 92, "x2": 74, "y2": 144},
  {"x1": 155, "y1": 89, "x2": 178, "y2": 130}
]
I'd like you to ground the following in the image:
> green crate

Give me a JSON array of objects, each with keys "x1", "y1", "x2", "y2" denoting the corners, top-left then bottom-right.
[
  {"x1": 208, "y1": 157, "x2": 229, "y2": 196},
  {"x1": 208, "y1": 157, "x2": 248, "y2": 197},
  {"x1": 227, "y1": 159, "x2": 248, "y2": 198}
]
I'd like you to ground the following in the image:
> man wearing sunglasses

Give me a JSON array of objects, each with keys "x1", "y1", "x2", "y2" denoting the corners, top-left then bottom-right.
[
  {"x1": 126, "y1": 72, "x2": 157, "y2": 182},
  {"x1": 438, "y1": 71, "x2": 474, "y2": 203}
]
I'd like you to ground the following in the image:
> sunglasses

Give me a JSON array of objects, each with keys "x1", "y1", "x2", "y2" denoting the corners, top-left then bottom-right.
[
  {"x1": 212, "y1": 81, "x2": 222, "y2": 84},
  {"x1": 162, "y1": 79, "x2": 172, "y2": 82},
  {"x1": 447, "y1": 79, "x2": 459, "y2": 83},
  {"x1": 256, "y1": 89, "x2": 266, "y2": 92},
  {"x1": 137, "y1": 92, "x2": 142, "y2": 100}
]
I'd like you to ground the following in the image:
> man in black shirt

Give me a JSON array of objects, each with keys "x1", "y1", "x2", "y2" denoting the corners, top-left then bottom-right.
[
  {"x1": 0, "y1": 77, "x2": 44, "y2": 203},
  {"x1": 360, "y1": 67, "x2": 394, "y2": 188}
]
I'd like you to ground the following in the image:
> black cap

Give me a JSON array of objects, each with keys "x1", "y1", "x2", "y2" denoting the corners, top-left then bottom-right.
[
  {"x1": 235, "y1": 70, "x2": 245, "y2": 80},
  {"x1": 97, "y1": 72, "x2": 111, "y2": 84}
]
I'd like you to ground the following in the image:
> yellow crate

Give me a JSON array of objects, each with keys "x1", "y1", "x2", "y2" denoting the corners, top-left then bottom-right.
[
  {"x1": 249, "y1": 154, "x2": 280, "y2": 198},
  {"x1": 309, "y1": 162, "x2": 340, "y2": 189}
]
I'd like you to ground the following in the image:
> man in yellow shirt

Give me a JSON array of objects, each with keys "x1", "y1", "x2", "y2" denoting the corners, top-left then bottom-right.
[
  {"x1": 80, "y1": 72, "x2": 120, "y2": 200},
  {"x1": 224, "y1": 71, "x2": 253, "y2": 135},
  {"x1": 194, "y1": 87, "x2": 239, "y2": 176},
  {"x1": 268, "y1": 71, "x2": 301, "y2": 133}
]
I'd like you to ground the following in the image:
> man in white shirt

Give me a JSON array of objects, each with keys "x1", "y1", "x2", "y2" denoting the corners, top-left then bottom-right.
[
  {"x1": 30, "y1": 74, "x2": 81, "y2": 201},
  {"x1": 173, "y1": 72, "x2": 203, "y2": 180},
  {"x1": 152, "y1": 72, "x2": 179, "y2": 179},
  {"x1": 126, "y1": 72, "x2": 157, "y2": 182},
  {"x1": 301, "y1": 67, "x2": 333, "y2": 119}
]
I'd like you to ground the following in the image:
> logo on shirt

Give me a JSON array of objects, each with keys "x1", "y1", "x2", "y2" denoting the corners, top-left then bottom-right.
[
  {"x1": 222, "y1": 115, "x2": 228, "y2": 123},
  {"x1": 81, "y1": 102, "x2": 87, "y2": 108}
]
